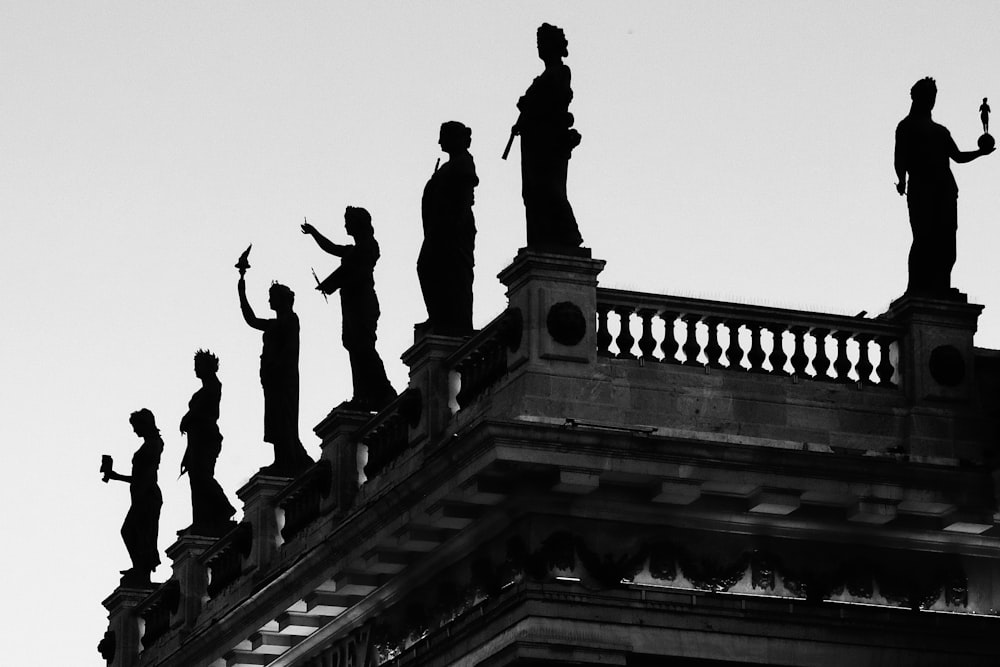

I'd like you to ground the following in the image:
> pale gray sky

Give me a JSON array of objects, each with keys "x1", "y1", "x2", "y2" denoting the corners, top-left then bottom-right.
[{"x1": 2, "y1": 2, "x2": 998, "y2": 663}]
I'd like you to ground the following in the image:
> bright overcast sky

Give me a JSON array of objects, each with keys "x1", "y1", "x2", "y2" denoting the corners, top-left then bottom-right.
[{"x1": 2, "y1": 2, "x2": 999, "y2": 664}]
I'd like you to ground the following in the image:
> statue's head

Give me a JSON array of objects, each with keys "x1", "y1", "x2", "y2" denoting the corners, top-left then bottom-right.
[
  {"x1": 344, "y1": 206, "x2": 374, "y2": 238},
  {"x1": 129, "y1": 408, "x2": 159, "y2": 438},
  {"x1": 537, "y1": 23, "x2": 568, "y2": 60},
  {"x1": 439, "y1": 121, "x2": 472, "y2": 153},
  {"x1": 268, "y1": 282, "x2": 295, "y2": 311},
  {"x1": 194, "y1": 349, "x2": 219, "y2": 377},
  {"x1": 910, "y1": 77, "x2": 937, "y2": 112}
]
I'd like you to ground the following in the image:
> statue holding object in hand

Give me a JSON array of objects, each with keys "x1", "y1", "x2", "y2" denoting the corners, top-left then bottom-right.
[
  {"x1": 506, "y1": 23, "x2": 584, "y2": 252},
  {"x1": 893, "y1": 78, "x2": 994, "y2": 298},
  {"x1": 101, "y1": 408, "x2": 163, "y2": 587},
  {"x1": 419, "y1": 121, "x2": 479, "y2": 336},
  {"x1": 302, "y1": 208, "x2": 397, "y2": 412},
  {"x1": 236, "y1": 246, "x2": 314, "y2": 476}
]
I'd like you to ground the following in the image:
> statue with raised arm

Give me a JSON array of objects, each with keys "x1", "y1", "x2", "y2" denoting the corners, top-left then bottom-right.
[
  {"x1": 178, "y1": 349, "x2": 237, "y2": 537},
  {"x1": 101, "y1": 408, "x2": 163, "y2": 587},
  {"x1": 419, "y1": 121, "x2": 479, "y2": 336},
  {"x1": 237, "y1": 248, "x2": 314, "y2": 476},
  {"x1": 894, "y1": 77, "x2": 994, "y2": 297},
  {"x1": 507, "y1": 23, "x2": 583, "y2": 252},
  {"x1": 302, "y1": 207, "x2": 397, "y2": 412}
]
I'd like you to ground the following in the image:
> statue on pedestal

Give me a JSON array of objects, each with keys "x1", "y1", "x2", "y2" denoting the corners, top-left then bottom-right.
[
  {"x1": 236, "y1": 247, "x2": 314, "y2": 476},
  {"x1": 302, "y1": 208, "x2": 398, "y2": 412},
  {"x1": 506, "y1": 23, "x2": 584, "y2": 252},
  {"x1": 894, "y1": 77, "x2": 993, "y2": 297},
  {"x1": 178, "y1": 349, "x2": 237, "y2": 537},
  {"x1": 100, "y1": 408, "x2": 163, "y2": 587},
  {"x1": 418, "y1": 121, "x2": 479, "y2": 336}
]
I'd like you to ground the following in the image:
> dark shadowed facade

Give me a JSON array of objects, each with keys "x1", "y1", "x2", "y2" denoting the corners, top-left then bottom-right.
[{"x1": 101, "y1": 247, "x2": 1000, "y2": 667}]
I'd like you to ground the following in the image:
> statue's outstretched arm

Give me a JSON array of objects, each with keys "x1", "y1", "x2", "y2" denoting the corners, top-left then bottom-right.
[
  {"x1": 238, "y1": 277, "x2": 268, "y2": 331},
  {"x1": 302, "y1": 222, "x2": 350, "y2": 257},
  {"x1": 952, "y1": 146, "x2": 994, "y2": 163}
]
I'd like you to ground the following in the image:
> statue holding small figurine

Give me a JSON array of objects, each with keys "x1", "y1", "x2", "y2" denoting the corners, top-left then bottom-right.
[
  {"x1": 506, "y1": 23, "x2": 584, "y2": 252},
  {"x1": 302, "y1": 207, "x2": 398, "y2": 412},
  {"x1": 101, "y1": 408, "x2": 163, "y2": 587},
  {"x1": 419, "y1": 121, "x2": 479, "y2": 336},
  {"x1": 178, "y1": 349, "x2": 236, "y2": 537},
  {"x1": 894, "y1": 77, "x2": 994, "y2": 297},
  {"x1": 236, "y1": 246, "x2": 314, "y2": 476}
]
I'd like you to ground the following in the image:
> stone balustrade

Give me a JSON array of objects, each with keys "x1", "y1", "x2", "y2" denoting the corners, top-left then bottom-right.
[
  {"x1": 274, "y1": 459, "x2": 333, "y2": 542},
  {"x1": 597, "y1": 288, "x2": 902, "y2": 386},
  {"x1": 136, "y1": 580, "x2": 179, "y2": 650},
  {"x1": 447, "y1": 307, "x2": 523, "y2": 410},
  {"x1": 357, "y1": 388, "x2": 422, "y2": 480},
  {"x1": 202, "y1": 521, "x2": 253, "y2": 599}
]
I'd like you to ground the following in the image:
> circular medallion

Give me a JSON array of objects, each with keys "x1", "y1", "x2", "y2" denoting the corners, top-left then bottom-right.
[
  {"x1": 928, "y1": 345, "x2": 965, "y2": 387},
  {"x1": 546, "y1": 301, "x2": 587, "y2": 346}
]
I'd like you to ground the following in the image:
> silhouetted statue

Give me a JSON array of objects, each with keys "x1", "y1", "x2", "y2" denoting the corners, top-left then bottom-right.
[
  {"x1": 418, "y1": 121, "x2": 479, "y2": 335},
  {"x1": 302, "y1": 207, "x2": 398, "y2": 412},
  {"x1": 508, "y1": 23, "x2": 583, "y2": 252},
  {"x1": 178, "y1": 349, "x2": 237, "y2": 537},
  {"x1": 101, "y1": 408, "x2": 163, "y2": 587},
  {"x1": 894, "y1": 77, "x2": 994, "y2": 297},
  {"x1": 237, "y1": 250, "x2": 314, "y2": 476},
  {"x1": 980, "y1": 97, "x2": 990, "y2": 134}
]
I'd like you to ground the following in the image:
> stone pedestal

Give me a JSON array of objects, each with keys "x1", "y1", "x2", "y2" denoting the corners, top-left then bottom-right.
[
  {"x1": 165, "y1": 535, "x2": 215, "y2": 632},
  {"x1": 236, "y1": 473, "x2": 292, "y2": 571},
  {"x1": 883, "y1": 294, "x2": 985, "y2": 459},
  {"x1": 401, "y1": 332, "x2": 466, "y2": 445},
  {"x1": 101, "y1": 585, "x2": 155, "y2": 667},
  {"x1": 498, "y1": 249, "x2": 606, "y2": 366},
  {"x1": 314, "y1": 408, "x2": 370, "y2": 508},
  {"x1": 883, "y1": 294, "x2": 984, "y2": 404}
]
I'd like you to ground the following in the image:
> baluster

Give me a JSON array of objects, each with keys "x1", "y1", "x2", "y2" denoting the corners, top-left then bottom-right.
[
  {"x1": 637, "y1": 308, "x2": 658, "y2": 361},
  {"x1": 854, "y1": 333, "x2": 874, "y2": 385},
  {"x1": 682, "y1": 314, "x2": 702, "y2": 366},
  {"x1": 703, "y1": 317, "x2": 724, "y2": 368},
  {"x1": 596, "y1": 304, "x2": 613, "y2": 357},
  {"x1": 832, "y1": 331, "x2": 852, "y2": 382},
  {"x1": 747, "y1": 322, "x2": 766, "y2": 373},
  {"x1": 876, "y1": 335, "x2": 897, "y2": 386},
  {"x1": 614, "y1": 306, "x2": 636, "y2": 359},
  {"x1": 811, "y1": 328, "x2": 831, "y2": 380},
  {"x1": 789, "y1": 326, "x2": 810, "y2": 377},
  {"x1": 769, "y1": 325, "x2": 788, "y2": 375},
  {"x1": 660, "y1": 311, "x2": 680, "y2": 363},
  {"x1": 725, "y1": 321, "x2": 745, "y2": 370}
]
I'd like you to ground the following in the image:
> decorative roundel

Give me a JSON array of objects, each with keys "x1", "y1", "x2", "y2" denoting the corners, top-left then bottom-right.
[
  {"x1": 546, "y1": 301, "x2": 587, "y2": 346},
  {"x1": 928, "y1": 345, "x2": 965, "y2": 387}
]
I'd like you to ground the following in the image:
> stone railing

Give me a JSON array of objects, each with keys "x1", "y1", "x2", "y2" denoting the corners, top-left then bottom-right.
[
  {"x1": 202, "y1": 522, "x2": 253, "y2": 599},
  {"x1": 358, "y1": 388, "x2": 422, "y2": 481},
  {"x1": 274, "y1": 460, "x2": 333, "y2": 542},
  {"x1": 597, "y1": 288, "x2": 902, "y2": 385},
  {"x1": 448, "y1": 308, "x2": 523, "y2": 410},
  {"x1": 136, "y1": 579, "x2": 180, "y2": 650}
]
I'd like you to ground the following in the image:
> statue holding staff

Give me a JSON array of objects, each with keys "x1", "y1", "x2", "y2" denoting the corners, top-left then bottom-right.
[
  {"x1": 505, "y1": 23, "x2": 583, "y2": 252},
  {"x1": 236, "y1": 246, "x2": 314, "y2": 476},
  {"x1": 419, "y1": 121, "x2": 479, "y2": 335},
  {"x1": 100, "y1": 408, "x2": 163, "y2": 587},
  {"x1": 178, "y1": 349, "x2": 236, "y2": 537},
  {"x1": 302, "y1": 207, "x2": 397, "y2": 412}
]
